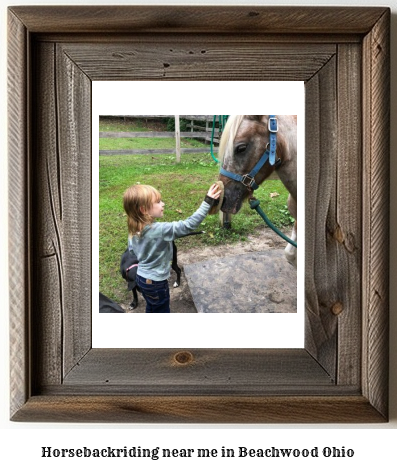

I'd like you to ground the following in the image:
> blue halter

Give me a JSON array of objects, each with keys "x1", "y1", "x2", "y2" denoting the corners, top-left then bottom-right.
[{"x1": 220, "y1": 115, "x2": 278, "y2": 190}]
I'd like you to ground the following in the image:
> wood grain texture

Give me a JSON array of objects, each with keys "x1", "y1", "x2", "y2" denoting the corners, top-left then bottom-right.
[
  {"x1": 8, "y1": 6, "x2": 390, "y2": 423},
  {"x1": 335, "y1": 44, "x2": 362, "y2": 386},
  {"x1": 304, "y1": 43, "x2": 364, "y2": 385},
  {"x1": 362, "y1": 9, "x2": 390, "y2": 419},
  {"x1": 59, "y1": 43, "x2": 335, "y2": 81},
  {"x1": 32, "y1": 41, "x2": 63, "y2": 388},
  {"x1": 11, "y1": 396, "x2": 385, "y2": 424},
  {"x1": 8, "y1": 10, "x2": 30, "y2": 419},
  {"x1": 304, "y1": 57, "x2": 338, "y2": 377},
  {"x1": 31, "y1": 41, "x2": 92, "y2": 387},
  {"x1": 56, "y1": 44, "x2": 92, "y2": 377},
  {"x1": 8, "y1": 6, "x2": 387, "y2": 34},
  {"x1": 62, "y1": 349, "x2": 333, "y2": 391}
]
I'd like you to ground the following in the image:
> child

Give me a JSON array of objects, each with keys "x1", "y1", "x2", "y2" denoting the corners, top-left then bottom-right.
[{"x1": 123, "y1": 183, "x2": 222, "y2": 313}]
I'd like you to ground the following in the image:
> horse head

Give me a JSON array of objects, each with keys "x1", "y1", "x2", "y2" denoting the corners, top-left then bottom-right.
[{"x1": 218, "y1": 115, "x2": 278, "y2": 214}]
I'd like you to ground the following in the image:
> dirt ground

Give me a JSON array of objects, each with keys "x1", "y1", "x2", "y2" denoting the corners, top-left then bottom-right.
[{"x1": 120, "y1": 225, "x2": 289, "y2": 313}]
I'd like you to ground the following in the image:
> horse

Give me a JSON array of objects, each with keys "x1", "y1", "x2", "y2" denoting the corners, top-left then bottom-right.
[{"x1": 218, "y1": 115, "x2": 297, "y2": 268}]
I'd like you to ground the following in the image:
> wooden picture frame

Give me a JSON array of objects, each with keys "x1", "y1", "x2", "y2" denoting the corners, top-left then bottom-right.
[{"x1": 8, "y1": 6, "x2": 390, "y2": 423}]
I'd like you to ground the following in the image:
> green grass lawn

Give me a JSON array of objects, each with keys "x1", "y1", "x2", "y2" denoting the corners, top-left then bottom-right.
[{"x1": 99, "y1": 117, "x2": 293, "y2": 302}]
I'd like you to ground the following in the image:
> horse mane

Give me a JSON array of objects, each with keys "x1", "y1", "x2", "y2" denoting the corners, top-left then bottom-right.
[{"x1": 219, "y1": 115, "x2": 244, "y2": 165}]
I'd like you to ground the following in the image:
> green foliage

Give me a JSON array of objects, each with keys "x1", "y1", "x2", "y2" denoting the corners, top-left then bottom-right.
[{"x1": 164, "y1": 117, "x2": 190, "y2": 132}]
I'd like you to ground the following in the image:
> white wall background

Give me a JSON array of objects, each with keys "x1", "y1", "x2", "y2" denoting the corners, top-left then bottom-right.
[{"x1": 1, "y1": 0, "x2": 396, "y2": 469}]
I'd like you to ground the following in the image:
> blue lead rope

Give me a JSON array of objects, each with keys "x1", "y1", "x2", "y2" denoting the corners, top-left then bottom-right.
[{"x1": 210, "y1": 115, "x2": 228, "y2": 163}]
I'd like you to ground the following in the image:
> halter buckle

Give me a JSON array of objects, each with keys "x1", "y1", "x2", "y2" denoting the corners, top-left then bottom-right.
[
  {"x1": 241, "y1": 174, "x2": 255, "y2": 187},
  {"x1": 268, "y1": 117, "x2": 278, "y2": 133}
]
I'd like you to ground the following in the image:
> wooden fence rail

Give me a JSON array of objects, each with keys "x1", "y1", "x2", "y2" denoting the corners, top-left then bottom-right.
[
  {"x1": 100, "y1": 148, "x2": 215, "y2": 156},
  {"x1": 99, "y1": 115, "x2": 222, "y2": 162},
  {"x1": 99, "y1": 132, "x2": 211, "y2": 139},
  {"x1": 101, "y1": 115, "x2": 221, "y2": 120}
]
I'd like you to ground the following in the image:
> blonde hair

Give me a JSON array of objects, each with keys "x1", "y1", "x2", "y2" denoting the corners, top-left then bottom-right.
[
  {"x1": 123, "y1": 184, "x2": 162, "y2": 235},
  {"x1": 218, "y1": 115, "x2": 244, "y2": 166}
]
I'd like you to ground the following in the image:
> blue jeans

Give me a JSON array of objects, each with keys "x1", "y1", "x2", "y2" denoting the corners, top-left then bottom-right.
[{"x1": 136, "y1": 275, "x2": 170, "y2": 313}]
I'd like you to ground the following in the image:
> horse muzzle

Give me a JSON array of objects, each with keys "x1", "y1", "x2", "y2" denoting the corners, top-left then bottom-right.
[{"x1": 220, "y1": 180, "x2": 249, "y2": 214}]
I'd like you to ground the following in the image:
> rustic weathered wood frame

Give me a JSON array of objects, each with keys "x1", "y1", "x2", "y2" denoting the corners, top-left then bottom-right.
[{"x1": 8, "y1": 6, "x2": 390, "y2": 423}]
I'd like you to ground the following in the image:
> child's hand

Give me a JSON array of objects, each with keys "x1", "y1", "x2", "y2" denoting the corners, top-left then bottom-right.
[{"x1": 207, "y1": 183, "x2": 222, "y2": 200}]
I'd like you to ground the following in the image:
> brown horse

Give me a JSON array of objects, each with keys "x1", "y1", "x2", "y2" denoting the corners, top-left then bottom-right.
[{"x1": 218, "y1": 115, "x2": 297, "y2": 267}]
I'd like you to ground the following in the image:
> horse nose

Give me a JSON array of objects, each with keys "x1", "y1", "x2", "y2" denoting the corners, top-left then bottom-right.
[{"x1": 220, "y1": 183, "x2": 245, "y2": 214}]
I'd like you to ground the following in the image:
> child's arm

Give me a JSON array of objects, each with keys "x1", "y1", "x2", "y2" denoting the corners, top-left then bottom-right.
[{"x1": 162, "y1": 184, "x2": 221, "y2": 240}]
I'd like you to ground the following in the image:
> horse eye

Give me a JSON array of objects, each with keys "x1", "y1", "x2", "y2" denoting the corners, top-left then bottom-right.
[{"x1": 236, "y1": 144, "x2": 247, "y2": 154}]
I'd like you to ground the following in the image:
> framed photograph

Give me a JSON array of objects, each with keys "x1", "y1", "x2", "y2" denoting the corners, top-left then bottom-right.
[
  {"x1": 93, "y1": 83, "x2": 305, "y2": 348},
  {"x1": 8, "y1": 6, "x2": 390, "y2": 423}
]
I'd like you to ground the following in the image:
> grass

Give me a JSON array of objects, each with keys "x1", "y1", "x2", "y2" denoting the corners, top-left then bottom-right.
[{"x1": 99, "y1": 117, "x2": 293, "y2": 302}]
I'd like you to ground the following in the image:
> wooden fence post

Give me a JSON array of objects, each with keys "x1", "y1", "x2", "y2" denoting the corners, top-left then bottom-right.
[{"x1": 175, "y1": 115, "x2": 181, "y2": 163}]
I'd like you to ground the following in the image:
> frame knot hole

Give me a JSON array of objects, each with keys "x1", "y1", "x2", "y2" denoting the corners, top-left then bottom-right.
[
  {"x1": 331, "y1": 302, "x2": 344, "y2": 316},
  {"x1": 333, "y1": 225, "x2": 344, "y2": 244},
  {"x1": 174, "y1": 351, "x2": 194, "y2": 365}
]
